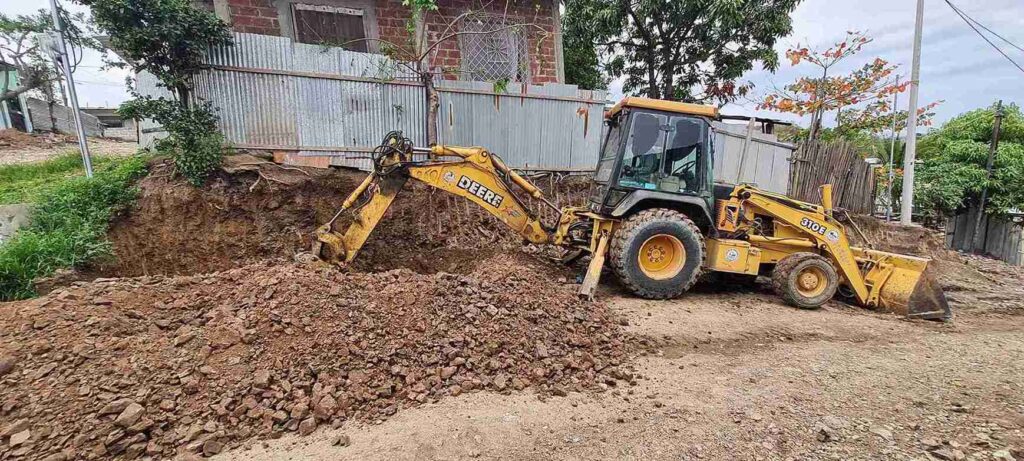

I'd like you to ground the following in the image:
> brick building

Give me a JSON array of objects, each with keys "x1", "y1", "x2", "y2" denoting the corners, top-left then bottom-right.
[{"x1": 197, "y1": 0, "x2": 565, "y2": 84}]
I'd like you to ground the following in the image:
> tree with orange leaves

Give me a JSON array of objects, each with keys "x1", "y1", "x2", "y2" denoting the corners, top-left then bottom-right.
[{"x1": 759, "y1": 31, "x2": 925, "y2": 141}]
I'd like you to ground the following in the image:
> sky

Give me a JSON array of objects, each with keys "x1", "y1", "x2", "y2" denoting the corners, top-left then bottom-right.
[
  {"x1": 605, "y1": 0, "x2": 1024, "y2": 128},
  {"x1": 5, "y1": 0, "x2": 1024, "y2": 124},
  {"x1": 3, "y1": 0, "x2": 131, "y2": 108}
]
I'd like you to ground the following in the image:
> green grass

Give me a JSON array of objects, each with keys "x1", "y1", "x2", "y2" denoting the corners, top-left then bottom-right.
[
  {"x1": 0, "y1": 153, "x2": 121, "y2": 205},
  {"x1": 0, "y1": 155, "x2": 148, "y2": 301}
]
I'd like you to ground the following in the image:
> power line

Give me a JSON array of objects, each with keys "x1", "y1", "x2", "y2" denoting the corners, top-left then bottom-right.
[
  {"x1": 945, "y1": 0, "x2": 1024, "y2": 54},
  {"x1": 943, "y1": 0, "x2": 1024, "y2": 74}
]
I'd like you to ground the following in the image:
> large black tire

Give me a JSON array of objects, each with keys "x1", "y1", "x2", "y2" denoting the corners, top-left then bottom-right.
[
  {"x1": 771, "y1": 253, "x2": 839, "y2": 309},
  {"x1": 610, "y1": 209, "x2": 705, "y2": 299}
]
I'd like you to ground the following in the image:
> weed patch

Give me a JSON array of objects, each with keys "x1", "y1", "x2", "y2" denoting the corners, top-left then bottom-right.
[
  {"x1": 0, "y1": 153, "x2": 119, "y2": 205},
  {"x1": 0, "y1": 156, "x2": 148, "y2": 300}
]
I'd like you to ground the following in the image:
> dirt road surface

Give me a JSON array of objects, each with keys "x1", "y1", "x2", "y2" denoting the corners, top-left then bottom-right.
[
  {"x1": 0, "y1": 130, "x2": 137, "y2": 165},
  {"x1": 219, "y1": 287, "x2": 1024, "y2": 461}
]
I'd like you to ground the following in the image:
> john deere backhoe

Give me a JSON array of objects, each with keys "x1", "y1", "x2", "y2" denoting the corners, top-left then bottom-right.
[{"x1": 313, "y1": 97, "x2": 951, "y2": 320}]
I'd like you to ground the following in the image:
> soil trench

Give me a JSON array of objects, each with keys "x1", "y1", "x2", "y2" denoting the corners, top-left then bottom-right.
[{"x1": 95, "y1": 157, "x2": 592, "y2": 279}]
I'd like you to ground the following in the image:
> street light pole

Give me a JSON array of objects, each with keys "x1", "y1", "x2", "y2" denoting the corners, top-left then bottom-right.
[
  {"x1": 48, "y1": 0, "x2": 93, "y2": 178},
  {"x1": 899, "y1": 0, "x2": 924, "y2": 225}
]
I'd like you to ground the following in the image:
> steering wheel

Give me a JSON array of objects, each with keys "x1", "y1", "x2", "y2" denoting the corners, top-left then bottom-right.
[{"x1": 671, "y1": 160, "x2": 696, "y2": 176}]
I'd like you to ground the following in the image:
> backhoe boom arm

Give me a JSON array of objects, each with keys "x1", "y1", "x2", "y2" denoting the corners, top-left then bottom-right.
[{"x1": 313, "y1": 135, "x2": 603, "y2": 269}]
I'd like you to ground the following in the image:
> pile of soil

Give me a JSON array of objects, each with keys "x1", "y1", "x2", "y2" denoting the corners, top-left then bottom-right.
[
  {"x1": 97, "y1": 157, "x2": 591, "y2": 278},
  {"x1": 0, "y1": 129, "x2": 74, "y2": 150},
  {"x1": 848, "y1": 215, "x2": 1024, "y2": 313},
  {"x1": 0, "y1": 253, "x2": 644, "y2": 460}
]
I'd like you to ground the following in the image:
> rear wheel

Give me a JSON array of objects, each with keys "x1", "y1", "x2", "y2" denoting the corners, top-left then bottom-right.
[
  {"x1": 771, "y1": 253, "x2": 839, "y2": 309},
  {"x1": 610, "y1": 209, "x2": 705, "y2": 299}
]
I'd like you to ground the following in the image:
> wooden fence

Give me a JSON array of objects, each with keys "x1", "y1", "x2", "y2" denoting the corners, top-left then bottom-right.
[
  {"x1": 788, "y1": 140, "x2": 877, "y2": 214},
  {"x1": 946, "y1": 206, "x2": 1024, "y2": 266}
]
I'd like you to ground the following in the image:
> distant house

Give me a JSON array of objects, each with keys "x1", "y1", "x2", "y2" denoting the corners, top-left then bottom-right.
[{"x1": 194, "y1": 0, "x2": 564, "y2": 84}]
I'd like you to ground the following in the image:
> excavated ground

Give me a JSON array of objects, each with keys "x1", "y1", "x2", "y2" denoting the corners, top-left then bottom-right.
[
  {"x1": 88, "y1": 156, "x2": 591, "y2": 279},
  {"x1": 1, "y1": 157, "x2": 631, "y2": 460},
  {"x1": 2, "y1": 158, "x2": 1023, "y2": 461}
]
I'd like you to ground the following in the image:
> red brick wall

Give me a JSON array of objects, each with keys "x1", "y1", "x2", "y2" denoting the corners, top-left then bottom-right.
[
  {"x1": 226, "y1": 0, "x2": 282, "y2": 35},
  {"x1": 213, "y1": 0, "x2": 560, "y2": 83},
  {"x1": 375, "y1": 0, "x2": 560, "y2": 83}
]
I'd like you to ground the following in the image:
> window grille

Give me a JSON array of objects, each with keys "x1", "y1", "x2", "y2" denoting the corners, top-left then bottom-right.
[{"x1": 457, "y1": 14, "x2": 530, "y2": 82}]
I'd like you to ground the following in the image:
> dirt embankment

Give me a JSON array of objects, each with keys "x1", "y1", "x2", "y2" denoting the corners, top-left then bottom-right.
[{"x1": 96, "y1": 156, "x2": 591, "y2": 278}]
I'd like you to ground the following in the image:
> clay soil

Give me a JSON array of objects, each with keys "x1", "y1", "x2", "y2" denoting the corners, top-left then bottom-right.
[{"x1": 2, "y1": 159, "x2": 1023, "y2": 461}]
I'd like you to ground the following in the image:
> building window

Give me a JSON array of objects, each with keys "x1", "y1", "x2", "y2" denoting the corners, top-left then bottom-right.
[
  {"x1": 458, "y1": 14, "x2": 530, "y2": 82},
  {"x1": 292, "y1": 3, "x2": 369, "y2": 52}
]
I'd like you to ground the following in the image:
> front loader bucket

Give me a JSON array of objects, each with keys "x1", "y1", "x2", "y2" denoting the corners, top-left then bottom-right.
[{"x1": 875, "y1": 262, "x2": 952, "y2": 321}]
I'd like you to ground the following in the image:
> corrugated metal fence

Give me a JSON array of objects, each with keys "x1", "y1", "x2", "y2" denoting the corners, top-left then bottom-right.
[
  {"x1": 178, "y1": 33, "x2": 606, "y2": 171},
  {"x1": 712, "y1": 121, "x2": 793, "y2": 194},
  {"x1": 946, "y1": 207, "x2": 1024, "y2": 266}
]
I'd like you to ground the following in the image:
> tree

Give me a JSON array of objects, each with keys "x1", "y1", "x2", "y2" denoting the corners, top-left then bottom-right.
[
  {"x1": 562, "y1": 0, "x2": 801, "y2": 104},
  {"x1": 913, "y1": 103, "x2": 1024, "y2": 220},
  {"x1": 759, "y1": 32, "x2": 929, "y2": 141},
  {"x1": 78, "y1": 0, "x2": 232, "y2": 185},
  {"x1": 562, "y1": 25, "x2": 605, "y2": 90},
  {"x1": 0, "y1": 8, "x2": 99, "y2": 104}
]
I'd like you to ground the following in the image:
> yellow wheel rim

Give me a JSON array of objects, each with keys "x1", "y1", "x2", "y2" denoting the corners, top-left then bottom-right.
[
  {"x1": 795, "y1": 266, "x2": 829, "y2": 298},
  {"x1": 637, "y1": 234, "x2": 685, "y2": 280}
]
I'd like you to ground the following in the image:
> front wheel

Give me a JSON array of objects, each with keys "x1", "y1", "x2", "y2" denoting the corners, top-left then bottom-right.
[
  {"x1": 610, "y1": 209, "x2": 706, "y2": 299},
  {"x1": 771, "y1": 253, "x2": 839, "y2": 309}
]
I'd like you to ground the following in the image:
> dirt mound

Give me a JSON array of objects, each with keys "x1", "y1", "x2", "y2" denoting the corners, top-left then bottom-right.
[
  {"x1": 97, "y1": 157, "x2": 591, "y2": 278},
  {"x1": 0, "y1": 129, "x2": 75, "y2": 151},
  {"x1": 0, "y1": 253, "x2": 643, "y2": 460},
  {"x1": 848, "y1": 215, "x2": 1024, "y2": 313}
]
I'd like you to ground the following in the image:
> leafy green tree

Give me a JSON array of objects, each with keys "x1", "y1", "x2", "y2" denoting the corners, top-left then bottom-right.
[
  {"x1": 78, "y1": 0, "x2": 231, "y2": 185},
  {"x1": 562, "y1": 0, "x2": 801, "y2": 104},
  {"x1": 0, "y1": 8, "x2": 99, "y2": 103},
  {"x1": 914, "y1": 103, "x2": 1024, "y2": 220},
  {"x1": 562, "y1": 27, "x2": 605, "y2": 90}
]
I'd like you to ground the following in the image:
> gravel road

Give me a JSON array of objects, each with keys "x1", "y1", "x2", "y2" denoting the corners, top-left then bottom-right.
[{"x1": 218, "y1": 287, "x2": 1024, "y2": 461}]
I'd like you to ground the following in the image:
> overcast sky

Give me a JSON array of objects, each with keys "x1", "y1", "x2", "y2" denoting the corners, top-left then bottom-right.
[
  {"x1": 610, "y1": 0, "x2": 1024, "y2": 127},
  {"x1": 6, "y1": 0, "x2": 1023, "y2": 125}
]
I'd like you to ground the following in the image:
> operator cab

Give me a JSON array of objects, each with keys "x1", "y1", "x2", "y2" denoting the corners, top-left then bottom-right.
[{"x1": 590, "y1": 97, "x2": 718, "y2": 220}]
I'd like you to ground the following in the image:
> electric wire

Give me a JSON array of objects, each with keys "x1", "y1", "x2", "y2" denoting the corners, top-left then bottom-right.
[
  {"x1": 943, "y1": 0, "x2": 1024, "y2": 74},
  {"x1": 945, "y1": 0, "x2": 1024, "y2": 54}
]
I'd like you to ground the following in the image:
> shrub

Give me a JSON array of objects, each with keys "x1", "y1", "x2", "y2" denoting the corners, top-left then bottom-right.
[{"x1": 120, "y1": 97, "x2": 223, "y2": 186}]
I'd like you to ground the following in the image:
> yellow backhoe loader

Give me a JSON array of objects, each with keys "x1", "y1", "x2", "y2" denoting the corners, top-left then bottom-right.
[{"x1": 313, "y1": 97, "x2": 951, "y2": 320}]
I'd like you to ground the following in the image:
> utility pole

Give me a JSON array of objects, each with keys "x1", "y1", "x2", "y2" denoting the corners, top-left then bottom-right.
[
  {"x1": 900, "y1": 0, "x2": 924, "y2": 225},
  {"x1": 971, "y1": 101, "x2": 1004, "y2": 254},
  {"x1": 48, "y1": 0, "x2": 93, "y2": 178},
  {"x1": 886, "y1": 75, "x2": 900, "y2": 222}
]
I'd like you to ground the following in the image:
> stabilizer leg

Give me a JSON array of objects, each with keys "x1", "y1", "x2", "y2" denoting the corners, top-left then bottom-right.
[{"x1": 579, "y1": 232, "x2": 610, "y2": 300}]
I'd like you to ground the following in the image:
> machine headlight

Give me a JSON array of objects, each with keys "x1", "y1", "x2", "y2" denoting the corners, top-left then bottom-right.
[{"x1": 604, "y1": 189, "x2": 628, "y2": 207}]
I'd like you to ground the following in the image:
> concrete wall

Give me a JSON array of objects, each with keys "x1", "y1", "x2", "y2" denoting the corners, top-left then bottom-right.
[{"x1": 25, "y1": 98, "x2": 103, "y2": 136}]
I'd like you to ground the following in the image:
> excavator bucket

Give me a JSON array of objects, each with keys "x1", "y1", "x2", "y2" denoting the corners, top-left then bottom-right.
[{"x1": 868, "y1": 252, "x2": 952, "y2": 321}]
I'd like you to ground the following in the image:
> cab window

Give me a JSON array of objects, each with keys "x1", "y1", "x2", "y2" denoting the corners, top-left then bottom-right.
[
  {"x1": 618, "y1": 112, "x2": 667, "y2": 190},
  {"x1": 663, "y1": 117, "x2": 703, "y2": 193},
  {"x1": 594, "y1": 117, "x2": 622, "y2": 183}
]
